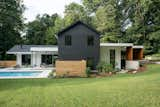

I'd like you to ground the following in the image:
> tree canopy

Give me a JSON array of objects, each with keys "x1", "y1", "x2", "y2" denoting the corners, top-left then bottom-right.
[
  {"x1": 0, "y1": 0, "x2": 24, "y2": 60},
  {"x1": 0, "y1": 0, "x2": 160, "y2": 60}
]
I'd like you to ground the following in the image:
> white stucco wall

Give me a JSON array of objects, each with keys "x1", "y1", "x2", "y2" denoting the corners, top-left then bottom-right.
[
  {"x1": 100, "y1": 47, "x2": 110, "y2": 63},
  {"x1": 100, "y1": 46, "x2": 122, "y2": 69},
  {"x1": 126, "y1": 60, "x2": 139, "y2": 70}
]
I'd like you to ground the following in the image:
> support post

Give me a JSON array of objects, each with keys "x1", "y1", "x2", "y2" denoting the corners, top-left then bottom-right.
[
  {"x1": 126, "y1": 47, "x2": 133, "y2": 60},
  {"x1": 16, "y1": 54, "x2": 22, "y2": 66}
]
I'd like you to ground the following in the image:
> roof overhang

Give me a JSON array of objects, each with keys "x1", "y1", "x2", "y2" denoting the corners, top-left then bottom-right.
[
  {"x1": 133, "y1": 46, "x2": 143, "y2": 49},
  {"x1": 30, "y1": 47, "x2": 58, "y2": 52},
  {"x1": 100, "y1": 43, "x2": 133, "y2": 47},
  {"x1": 7, "y1": 52, "x2": 31, "y2": 55}
]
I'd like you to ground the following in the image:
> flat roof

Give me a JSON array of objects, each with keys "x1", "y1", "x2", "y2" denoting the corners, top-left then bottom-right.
[
  {"x1": 100, "y1": 43, "x2": 133, "y2": 47},
  {"x1": 30, "y1": 47, "x2": 58, "y2": 52},
  {"x1": 133, "y1": 46, "x2": 144, "y2": 49},
  {"x1": 7, "y1": 45, "x2": 58, "y2": 54}
]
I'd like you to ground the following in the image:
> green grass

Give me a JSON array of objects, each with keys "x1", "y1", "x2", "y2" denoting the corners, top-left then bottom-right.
[{"x1": 0, "y1": 64, "x2": 160, "y2": 107}]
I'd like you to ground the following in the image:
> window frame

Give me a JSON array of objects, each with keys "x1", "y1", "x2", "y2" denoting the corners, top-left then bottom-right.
[
  {"x1": 87, "y1": 36, "x2": 94, "y2": 46},
  {"x1": 65, "y1": 35, "x2": 72, "y2": 46}
]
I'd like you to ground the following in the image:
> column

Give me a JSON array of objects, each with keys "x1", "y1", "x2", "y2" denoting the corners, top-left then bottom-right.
[
  {"x1": 36, "y1": 53, "x2": 41, "y2": 67},
  {"x1": 139, "y1": 48, "x2": 143, "y2": 60},
  {"x1": 16, "y1": 54, "x2": 22, "y2": 66},
  {"x1": 31, "y1": 52, "x2": 36, "y2": 67},
  {"x1": 126, "y1": 47, "x2": 133, "y2": 60},
  {"x1": 115, "y1": 48, "x2": 121, "y2": 69}
]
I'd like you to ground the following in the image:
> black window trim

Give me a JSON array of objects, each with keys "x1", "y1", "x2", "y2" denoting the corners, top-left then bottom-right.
[
  {"x1": 65, "y1": 35, "x2": 72, "y2": 46},
  {"x1": 87, "y1": 35, "x2": 94, "y2": 46}
]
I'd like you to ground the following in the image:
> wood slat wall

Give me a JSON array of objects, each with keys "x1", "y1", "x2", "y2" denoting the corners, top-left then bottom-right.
[
  {"x1": 56, "y1": 60, "x2": 86, "y2": 77},
  {"x1": 0, "y1": 61, "x2": 16, "y2": 67}
]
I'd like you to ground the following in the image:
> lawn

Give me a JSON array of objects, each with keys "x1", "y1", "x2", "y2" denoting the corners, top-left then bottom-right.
[{"x1": 0, "y1": 64, "x2": 160, "y2": 107}]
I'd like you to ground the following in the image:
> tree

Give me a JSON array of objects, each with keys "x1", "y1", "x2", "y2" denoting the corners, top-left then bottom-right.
[
  {"x1": 82, "y1": 0, "x2": 109, "y2": 14},
  {"x1": 90, "y1": 0, "x2": 126, "y2": 42},
  {"x1": 45, "y1": 16, "x2": 64, "y2": 45},
  {"x1": 64, "y1": 2, "x2": 91, "y2": 27},
  {"x1": 0, "y1": 0, "x2": 24, "y2": 60},
  {"x1": 124, "y1": 0, "x2": 160, "y2": 54},
  {"x1": 25, "y1": 14, "x2": 58, "y2": 45}
]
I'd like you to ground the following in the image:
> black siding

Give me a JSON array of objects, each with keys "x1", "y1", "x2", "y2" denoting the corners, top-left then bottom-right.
[{"x1": 58, "y1": 23, "x2": 100, "y2": 68}]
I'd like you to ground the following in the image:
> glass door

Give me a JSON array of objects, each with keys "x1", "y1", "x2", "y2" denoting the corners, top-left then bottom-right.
[{"x1": 110, "y1": 49, "x2": 115, "y2": 68}]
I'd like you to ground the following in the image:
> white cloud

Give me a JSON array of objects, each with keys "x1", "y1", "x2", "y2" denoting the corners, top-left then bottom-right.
[{"x1": 23, "y1": 0, "x2": 81, "y2": 22}]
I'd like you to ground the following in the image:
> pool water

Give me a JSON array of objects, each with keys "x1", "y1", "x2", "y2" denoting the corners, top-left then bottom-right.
[{"x1": 0, "y1": 72, "x2": 42, "y2": 77}]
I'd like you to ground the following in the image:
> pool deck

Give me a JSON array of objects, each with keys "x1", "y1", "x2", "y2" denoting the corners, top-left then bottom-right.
[{"x1": 0, "y1": 67, "x2": 54, "y2": 79}]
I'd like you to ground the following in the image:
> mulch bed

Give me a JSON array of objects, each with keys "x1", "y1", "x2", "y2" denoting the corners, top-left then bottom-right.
[{"x1": 90, "y1": 65, "x2": 147, "y2": 77}]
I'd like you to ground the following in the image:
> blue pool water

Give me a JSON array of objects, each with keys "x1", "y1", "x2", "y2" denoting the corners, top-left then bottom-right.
[{"x1": 0, "y1": 71, "x2": 42, "y2": 77}]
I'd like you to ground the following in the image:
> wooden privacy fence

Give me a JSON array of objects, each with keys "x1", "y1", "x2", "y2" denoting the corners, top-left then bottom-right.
[
  {"x1": 0, "y1": 60, "x2": 16, "y2": 67},
  {"x1": 56, "y1": 60, "x2": 86, "y2": 77}
]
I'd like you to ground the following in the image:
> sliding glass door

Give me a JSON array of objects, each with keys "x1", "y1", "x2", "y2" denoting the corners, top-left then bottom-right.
[
  {"x1": 22, "y1": 55, "x2": 31, "y2": 66},
  {"x1": 110, "y1": 49, "x2": 115, "y2": 68}
]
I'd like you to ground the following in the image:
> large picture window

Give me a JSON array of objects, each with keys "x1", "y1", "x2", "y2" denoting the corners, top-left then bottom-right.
[
  {"x1": 87, "y1": 36, "x2": 94, "y2": 46},
  {"x1": 65, "y1": 35, "x2": 72, "y2": 46}
]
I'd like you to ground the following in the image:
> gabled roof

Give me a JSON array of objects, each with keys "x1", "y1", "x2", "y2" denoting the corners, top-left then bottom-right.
[
  {"x1": 58, "y1": 21, "x2": 100, "y2": 36},
  {"x1": 7, "y1": 45, "x2": 58, "y2": 54}
]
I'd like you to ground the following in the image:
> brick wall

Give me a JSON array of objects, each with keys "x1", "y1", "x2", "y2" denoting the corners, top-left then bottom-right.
[
  {"x1": 0, "y1": 61, "x2": 16, "y2": 67},
  {"x1": 56, "y1": 60, "x2": 86, "y2": 77}
]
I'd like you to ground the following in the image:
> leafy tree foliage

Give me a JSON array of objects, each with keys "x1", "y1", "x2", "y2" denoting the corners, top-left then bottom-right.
[
  {"x1": 124, "y1": 0, "x2": 160, "y2": 54},
  {"x1": 24, "y1": 14, "x2": 58, "y2": 45},
  {"x1": 45, "y1": 16, "x2": 64, "y2": 45},
  {"x1": 83, "y1": 0, "x2": 160, "y2": 54},
  {"x1": 64, "y1": 2, "x2": 91, "y2": 26},
  {"x1": 0, "y1": 0, "x2": 24, "y2": 60}
]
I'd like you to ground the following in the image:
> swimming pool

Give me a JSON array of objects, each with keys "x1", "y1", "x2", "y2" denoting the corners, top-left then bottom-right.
[
  {"x1": 0, "y1": 68, "x2": 53, "y2": 79},
  {"x1": 0, "y1": 71, "x2": 42, "y2": 77}
]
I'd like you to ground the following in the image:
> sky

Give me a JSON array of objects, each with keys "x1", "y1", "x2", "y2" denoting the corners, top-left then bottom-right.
[{"x1": 23, "y1": 0, "x2": 81, "y2": 22}]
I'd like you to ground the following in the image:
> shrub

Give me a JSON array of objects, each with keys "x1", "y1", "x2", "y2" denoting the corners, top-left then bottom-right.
[
  {"x1": 48, "y1": 70, "x2": 55, "y2": 78},
  {"x1": 96, "y1": 62, "x2": 105, "y2": 72},
  {"x1": 103, "y1": 63, "x2": 113, "y2": 73},
  {"x1": 96, "y1": 62, "x2": 114, "y2": 73},
  {"x1": 86, "y1": 67, "x2": 91, "y2": 77}
]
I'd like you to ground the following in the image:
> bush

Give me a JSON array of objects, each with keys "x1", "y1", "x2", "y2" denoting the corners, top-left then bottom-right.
[
  {"x1": 96, "y1": 62, "x2": 104, "y2": 72},
  {"x1": 48, "y1": 70, "x2": 55, "y2": 78},
  {"x1": 103, "y1": 63, "x2": 113, "y2": 73},
  {"x1": 86, "y1": 67, "x2": 91, "y2": 77},
  {"x1": 96, "y1": 62, "x2": 114, "y2": 73}
]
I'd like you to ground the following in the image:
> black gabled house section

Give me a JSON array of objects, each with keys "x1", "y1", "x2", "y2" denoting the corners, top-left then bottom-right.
[{"x1": 57, "y1": 21, "x2": 100, "y2": 69}]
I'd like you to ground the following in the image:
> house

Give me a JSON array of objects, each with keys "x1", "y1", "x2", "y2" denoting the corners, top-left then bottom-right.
[
  {"x1": 7, "y1": 45, "x2": 58, "y2": 67},
  {"x1": 7, "y1": 21, "x2": 143, "y2": 70},
  {"x1": 58, "y1": 21, "x2": 100, "y2": 69}
]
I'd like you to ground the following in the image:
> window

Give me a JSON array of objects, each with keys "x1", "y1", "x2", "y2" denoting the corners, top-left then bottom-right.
[
  {"x1": 22, "y1": 55, "x2": 31, "y2": 65},
  {"x1": 65, "y1": 35, "x2": 72, "y2": 46},
  {"x1": 87, "y1": 36, "x2": 94, "y2": 46},
  {"x1": 41, "y1": 55, "x2": 54, "y2": 65},
  {"x1": 110, "y1": 49, "x2": 115, "y2": 68},
  {"x1": 87, "y1": 57, "x2": 94, "y2": 69}
]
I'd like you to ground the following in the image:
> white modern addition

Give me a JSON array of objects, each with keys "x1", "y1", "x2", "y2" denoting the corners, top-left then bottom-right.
[
  {"x1": 100, "y1": 43, "x2": 143, "y2": 70},
  {"x1": 7, "y1": 45, "x2": 58, "y2": 67}
]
